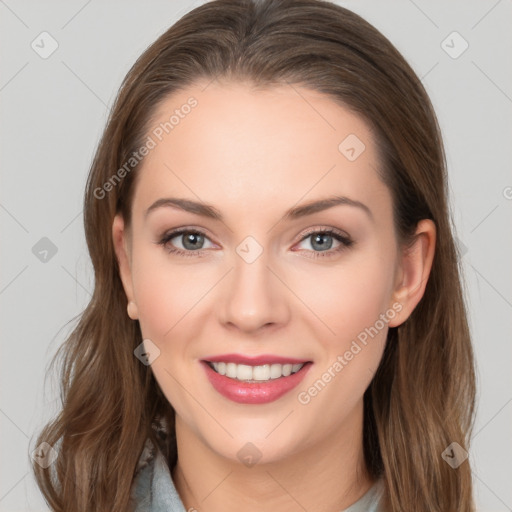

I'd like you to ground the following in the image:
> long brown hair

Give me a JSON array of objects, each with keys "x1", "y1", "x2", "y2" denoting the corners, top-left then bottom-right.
[{"x1": 31, "y1": 0, "x2": 477, "y2": 510}]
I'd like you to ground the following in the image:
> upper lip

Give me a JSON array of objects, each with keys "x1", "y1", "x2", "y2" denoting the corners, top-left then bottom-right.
[{"x1": 202, "y1": 353, "x2": 311, "y2": 365}]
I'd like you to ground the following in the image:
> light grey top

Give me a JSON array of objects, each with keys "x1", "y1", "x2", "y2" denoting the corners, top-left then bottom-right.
[
  {"x1": 342, "y1": 477, "x2": 385, "y2": 512},
  {"x1": 130, "y1": 417, "x2": 385, "y2": 511}
]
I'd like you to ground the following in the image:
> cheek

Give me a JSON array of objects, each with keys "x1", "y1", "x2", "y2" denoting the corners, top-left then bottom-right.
[
  {"x1": 290, "y1": 252, "x2": 393, "y2": 402},
  {"x1": 290, "y1": 251, "x2": 395, "y2": 343},
  {"x1": 295, "y1": 290, "x2": 389, "y2": 424},
  {"x1": 130, "y1": 251, "x2": 210, "y2": 413},
  {"x1": 130, "y1": 247, "x2": 206, "y2": 343}
]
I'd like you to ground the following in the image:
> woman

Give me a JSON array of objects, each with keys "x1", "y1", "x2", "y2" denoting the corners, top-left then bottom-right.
[{"x1": 31, "y1": 0, "x2": 477, "y2": 510}]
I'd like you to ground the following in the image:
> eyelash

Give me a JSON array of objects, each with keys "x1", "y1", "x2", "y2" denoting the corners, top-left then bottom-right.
[{"x1": 156, "y1": 227, "x2": 354, "y2": 259}]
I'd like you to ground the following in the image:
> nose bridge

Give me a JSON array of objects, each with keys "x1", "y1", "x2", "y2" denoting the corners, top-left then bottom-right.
[{"x1": 220, "y1": 236, "x2": 289, "y2": 331}]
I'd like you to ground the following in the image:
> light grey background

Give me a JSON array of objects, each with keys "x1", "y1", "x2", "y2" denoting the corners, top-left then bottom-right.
[{"x1": 1, "y1": 1, "x2": 511, "y2": 511}]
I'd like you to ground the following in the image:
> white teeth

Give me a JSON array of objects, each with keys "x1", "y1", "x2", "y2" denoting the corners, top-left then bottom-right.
[
  {"x1": 253, "y1": 364, "x2": 270, "y2": 381},
  {"x1": 210, "y1": 361, "x2": 305, "y2": 381},
  {"x1": 269, "y1": 364, "x2": 281, "y2": 379},
  {"x1": 236, "y1": 364, "x2": 253, "y2": 380},
  {"x1": 226, "y1": 362, "x2": 237, "y2": 378}
]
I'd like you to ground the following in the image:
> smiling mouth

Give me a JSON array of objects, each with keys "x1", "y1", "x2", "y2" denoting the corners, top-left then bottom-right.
[{"x1": 205, "y1": 361, "x2": 307, "y2": 382}]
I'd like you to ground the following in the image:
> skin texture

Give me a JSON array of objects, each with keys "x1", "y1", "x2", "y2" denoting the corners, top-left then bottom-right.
[{"x1": 113, "y1": 81, "x2": 436, "y2": 512}]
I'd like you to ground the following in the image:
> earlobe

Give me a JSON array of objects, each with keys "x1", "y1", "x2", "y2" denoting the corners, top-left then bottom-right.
[
  {"x1": 387, "y1": 219, "x2": 436, "y2": 328},
  {"x1": 112, "y1": 214, "x2": 139, "y2": 320},
  {"x1": 127, "y1": 300, "x2": 139, "y2": 320}
]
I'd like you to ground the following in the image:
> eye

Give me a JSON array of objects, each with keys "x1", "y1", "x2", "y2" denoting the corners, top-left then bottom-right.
[
  {"x1": 157, "y1": 228, "x2": 215, "y2": 258},
  {"x1": 294, "y1": 228, "x2": 354, "y2": 259}
]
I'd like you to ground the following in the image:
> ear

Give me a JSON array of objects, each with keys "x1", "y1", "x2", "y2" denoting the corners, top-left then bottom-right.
[
  {"x1": 112, "y1": 213, "x2": 139, "y2": 320},
  {"x1": 387, "y1": 219, "x2": 436, "y2": 328}
]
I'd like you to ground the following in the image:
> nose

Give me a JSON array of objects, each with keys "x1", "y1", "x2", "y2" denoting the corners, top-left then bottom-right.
[{"x1": 219, "y1": 249, "x2": 291, "y2": 335}]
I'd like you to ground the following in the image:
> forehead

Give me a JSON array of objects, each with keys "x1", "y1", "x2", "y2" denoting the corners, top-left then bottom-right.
[{"x1": 131, "y1": 81, "x2": 390, "y2": 224}]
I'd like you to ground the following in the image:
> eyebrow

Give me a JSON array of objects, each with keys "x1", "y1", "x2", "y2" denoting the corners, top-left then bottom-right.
[{"x1": 144, "y1": 195, "x2": 373, "y2": 222}]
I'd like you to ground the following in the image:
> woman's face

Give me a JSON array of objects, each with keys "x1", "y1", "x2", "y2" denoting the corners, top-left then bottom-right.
[{"x1": 114, "y1": 81, "x2": 410, "y2": 465}]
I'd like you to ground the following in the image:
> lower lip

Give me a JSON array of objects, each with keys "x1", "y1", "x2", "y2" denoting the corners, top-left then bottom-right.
[{"x1": 201, "y1": 361, "x2": 312, "y2": 404}]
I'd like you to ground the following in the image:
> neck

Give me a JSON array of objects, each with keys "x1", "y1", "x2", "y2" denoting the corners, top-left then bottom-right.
[{"x1": 171, "y1": 400, "x2": 375, "y2": 512}]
